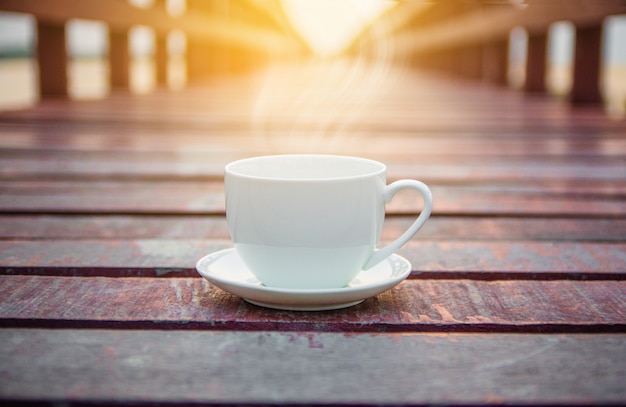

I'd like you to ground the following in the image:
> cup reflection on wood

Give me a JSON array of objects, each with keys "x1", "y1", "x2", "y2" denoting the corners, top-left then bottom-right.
[{"x1": 225, "y1": 155, "x2": 432, "y2": 289}]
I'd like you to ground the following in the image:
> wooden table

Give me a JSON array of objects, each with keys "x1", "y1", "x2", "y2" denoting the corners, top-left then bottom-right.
[{"x1": 0, "y1": 61, "x2": 625, "y2": 406}]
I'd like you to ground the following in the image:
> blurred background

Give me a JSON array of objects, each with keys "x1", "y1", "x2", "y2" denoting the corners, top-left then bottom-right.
[{"x1": 0, "y1": 0, "x2": 625, "y2": 115}]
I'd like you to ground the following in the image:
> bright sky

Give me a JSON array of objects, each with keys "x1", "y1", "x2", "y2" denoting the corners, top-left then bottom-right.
[{"x1": 281, "y1": 0, "x2": 396, "y2": 57}]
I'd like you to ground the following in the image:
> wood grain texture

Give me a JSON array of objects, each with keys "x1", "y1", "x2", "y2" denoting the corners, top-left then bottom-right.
[
  {"x1": 1, "y1": 181, "x2": 625, "y2": 217},
  {"x1": 1, "y1": 53, "x2": 625, "y2": 407},
  {"x1": 1, "y1": 67, "x2": 624, "y2": 131},
  {"x1": 1, "y1": 124, "x2": 625, "y2": 157},
  {"x1": 1, "y1": 215, "x2": 624, "y2": 241},
  {"x1": 1, "y1": 240, "x2": 624, "y2": 279},
  {"x1": 0, "y1": 276, "x2": 623, "y2": 332},
  {"x1": 1, "y1": 329, "x2": 625, "y2": 405},
  {"x1": 0, "y1": 149, "x2": 624, "y2": 182}
]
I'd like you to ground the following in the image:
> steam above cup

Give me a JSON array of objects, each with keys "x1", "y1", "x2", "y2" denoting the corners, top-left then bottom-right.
[{"x1": 225, "y1": 154, "x2": 432, "y2": 290}]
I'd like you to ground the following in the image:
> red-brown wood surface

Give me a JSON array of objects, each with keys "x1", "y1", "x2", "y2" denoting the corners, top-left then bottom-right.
[
  {"x1": 1, "y1": 276, "x2": 624, "y2": 332},
  {"x1": 2, "y1": 330, "x2": 624, "y2": 406},
  {"x1": 1, "y1": 181, "x2": 625, "y2": 217},
  {"x1": 0, "y1": 215, "x2": 624, "y2": 241},
  {"x1": 0, "y1": 240, "x2": 624, "y2": 279},
  {"x1": 0, "y1": 59, "x2": 625, "y2": 405}
]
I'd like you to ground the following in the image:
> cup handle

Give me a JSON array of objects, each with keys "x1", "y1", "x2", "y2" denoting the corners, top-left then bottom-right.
[{"x1": 363, "y1": 180, "x2": 433, "y2": 270}]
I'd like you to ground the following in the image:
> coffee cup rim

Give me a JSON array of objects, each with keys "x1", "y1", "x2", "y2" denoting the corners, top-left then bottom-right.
[{"x1": 225, "y1": 154, "x2": 386, "y2": 182}]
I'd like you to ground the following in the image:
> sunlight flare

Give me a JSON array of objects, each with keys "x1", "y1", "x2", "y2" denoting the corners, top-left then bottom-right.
[{"x1": 281, "y1": 0, "x2": 395, "y2": 57}]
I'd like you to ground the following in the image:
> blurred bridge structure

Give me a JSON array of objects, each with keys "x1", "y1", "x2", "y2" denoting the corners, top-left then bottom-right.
[
  {"x1": 352, "y1": 0, "x2": 626, "y2": 106},
  {"x1": 0, "y1": 0, "x2": 309, "y2": 98},
  {"x1": 0, "y1": 0, "x2": 625, "y2": 109}
]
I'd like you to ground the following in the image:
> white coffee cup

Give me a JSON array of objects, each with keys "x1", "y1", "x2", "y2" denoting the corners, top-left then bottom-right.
[{"x1": 225, "y1": 154, "x2": 432, "y2": 289}]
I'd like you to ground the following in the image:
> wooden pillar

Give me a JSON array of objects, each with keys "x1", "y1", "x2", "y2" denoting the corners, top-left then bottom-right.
[
  {"x1": 186, "y1": 0, "x2": 211, "y2": 80},
  {"x1": 154, "y1": 0, "x2": 169, "y2": 87},
  {"x1": 460, "y1": 45, "x2": 483, "y2": 79},
  {"x1": 187, "y1": 40, "x2": 208, "y2": 80},
  {"x1": 156, "y1": 34, "x2": 169, "y2": 87},
  {"x1": 423, "y1": 50, "x2": 451, "y2": 74},
  {"x1": 483, "y1": 40, "x2": 509, "y2": 85},
  {"x1": 109, "y1": 30, "x2": 130, "y2": 90},
  {"x1": 445, "y1": 48, "x2": 459, "y2": 76},
  {"x1": 444, "y1": 48, "x2": 463, "y2": 76},
  {"x1": 524, "y1": 32, "x2": 547, "y2": 93},
  {"x1": 186, "y1": 0, "x2": 231, "y2": 79},
  {"x1": 570, "y1": 24, "x2": 603, "y2": 105},
  {"x1": 442, "y1": 50, "x2": 457, "y2": 75},
  {"x1": 36, "y1": 20, "x2": 68, "y2": 98}
]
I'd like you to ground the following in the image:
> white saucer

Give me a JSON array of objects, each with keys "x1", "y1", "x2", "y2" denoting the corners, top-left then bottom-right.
[{"x1": 195, "y1": 248, "x2": 411, "y2": 311}]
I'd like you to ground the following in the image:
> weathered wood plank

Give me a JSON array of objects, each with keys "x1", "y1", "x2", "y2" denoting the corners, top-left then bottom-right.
[
  {"x1": 1, "y1": 152, "x2": 624, "y2": 182},
  {"x1": 0, "y1": 239, "x2": 230, "y2": 277},
  {"x1": 0, "y1": 181, "x2": 225, "y2": 214},
  {"x1": 0, "y1": 37, "x2": 623, "y2": 407},
  {"x1": 1, "y1": 215, "x2": 624, "y2": 242},
  {"x1": 1, "y1": 240, "x2": 624, "y2": 279},
  {"x1": 2, "y1": 104, "x2": 623, "y2": 134},
  {"x1": 1, "y1": 123, "x2": 625, "y2": 156},
  {"x1": 1, "y1": 67, "x2": 623, "y2": 131},
  {"x1": 1, "y1": 330, "x2": 624, "y2": 406},
  {"x1": 1, "y1": 181, "x2": 625, "y2": 217},
  {"x1": 0, "y1": 276, "x2": 624, "y2": 331}
]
